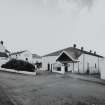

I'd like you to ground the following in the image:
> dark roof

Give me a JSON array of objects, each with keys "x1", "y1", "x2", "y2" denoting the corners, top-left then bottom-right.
[
  {"x1": 10, "y1": 50, "x2": 26, "y2": 56},
  {"x1": 32, "y1": 54, "x2": 42, "y2": 59},
  {"x1": 43, "y1": 47, "x2": 104, "y2": 58},
  {"x1": 64, "y1": 48, "x2": 82, "y2": 60},
  {"x1": 5, "y1": 49, "x2": 10, "y2": 53},
  {"x1": 56, "y1": 50, "x2": 81, "y2": 62},
  {"x1": 0, "y1": 52, "x2": 8, "y2": 57}
]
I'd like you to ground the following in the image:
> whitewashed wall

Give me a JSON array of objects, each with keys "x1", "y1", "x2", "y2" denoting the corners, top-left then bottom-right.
[
  {"x1": 85, "y1": 54, "x2": 98, "y2": 73},
  {"x1": 42, "y1": 53, "x2": 104, "y2": 74},
  {"x1": 10, "y1": 51, "x2": 33, "y2": 63},
  {"x1": 10, "y1": 54, "x2": 17, "y2": 59},
  {"x1": 77, "y1": 54, "x2": 104, "y2": 74},
  {"x1": 20, "y1": 51, "x2": 32, "y2": 63},
  {"x1": 68, "y1": 63, "x2": 73, "y2": 72},
  {"x1": 42, "y1": 56, "x2": 58, "y2": 70},
  {"x1": 0, "y1": 58, "x2": 9, "y2": 67},
  {"x1": 99, "y1": 57, "x2": 104, "y2": 73},
  {"x1": 32, "y1": 58, "x2": 42, "y2": 64},
  {"x1": 100, "y1": 58, "x2": 105, "y2": 80},
  {"x1": 0, "y1": 43, "x2": 5, "y2": 52},
  {"x1": 67, "y1": 54, "x2": 104, "y2": 74},
  {"x1": 67, "y1": 55, "x2": 84, "y2": 73}
]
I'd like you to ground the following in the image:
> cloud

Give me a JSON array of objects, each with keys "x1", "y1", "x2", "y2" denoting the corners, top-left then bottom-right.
[
  {"x1": 0, "y1": 0, "x2": 105, "y2": 55},
  {"x1": 72, "y1": 0, "x2": 105, "y2": 55}
]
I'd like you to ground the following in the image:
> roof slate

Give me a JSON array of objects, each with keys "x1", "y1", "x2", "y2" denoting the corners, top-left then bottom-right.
[
  {"x1": 0, "y1": 52, "x2": 8, "y2": 57},
  {"x1": 43, "y1": 47, "x2": 104, "y2": 58},
  {"x1": 32, "y1": 54, "x2": 42, "y2": 59},
  {"x1": 5, "y1": 49, "x2": 10, "y2": 53},
  {"x1": 10, "y1": 50, "x2": 26, "y2": 55}
]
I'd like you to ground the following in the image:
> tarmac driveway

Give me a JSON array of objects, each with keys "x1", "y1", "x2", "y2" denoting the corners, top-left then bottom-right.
[{"x1": 0, "y1": 71, "x2": 105, "y2": 105}]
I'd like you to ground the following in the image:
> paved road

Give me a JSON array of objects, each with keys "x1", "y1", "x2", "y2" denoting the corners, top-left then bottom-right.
[
  {"x1": 0, "y1": 85, "x2": 14, "y2": 105},
  {"x1": 0, "y1": 71, "x2": 105, "y2": 105}
]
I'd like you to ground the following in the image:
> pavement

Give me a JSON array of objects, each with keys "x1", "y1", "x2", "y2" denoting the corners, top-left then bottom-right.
[
  {"x1": 37, "y1": 70, "x2": 105, "y2": 85},
  {"x1": 65, "y1": 73, "x2": 105, "y2": 85},
  {"x1": 1, "y1": 68, "x2": 105, "y2": 85}
]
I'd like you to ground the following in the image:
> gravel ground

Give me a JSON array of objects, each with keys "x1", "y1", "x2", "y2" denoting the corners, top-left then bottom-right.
[{"x1": 0, "y1": 71, "x2": 105, "y2": 105}]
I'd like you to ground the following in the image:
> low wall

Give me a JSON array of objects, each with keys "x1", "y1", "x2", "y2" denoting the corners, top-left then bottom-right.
[
  {"x1": 52, "y1": 69, "x2": 65, "y2": 74},
  {"x1": 52, "y1": 65, "x2": 65, "y2": 74},
  {"x1": 0, "y1": 68, "x2": 36, "y2": 76}
]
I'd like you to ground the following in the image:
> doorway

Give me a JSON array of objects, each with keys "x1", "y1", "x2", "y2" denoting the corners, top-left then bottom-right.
[
  {"x1": 64, "y1": 63, "x2": 68, "y2": 72},
  {"x1": 47, "y1": 63, "x2": 50, "y2": 71}
]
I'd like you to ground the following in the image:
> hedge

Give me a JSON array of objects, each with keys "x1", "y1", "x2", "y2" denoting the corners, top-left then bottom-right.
[{"x1": 1, "y1": 59, "x2": 35, "y2": 72}]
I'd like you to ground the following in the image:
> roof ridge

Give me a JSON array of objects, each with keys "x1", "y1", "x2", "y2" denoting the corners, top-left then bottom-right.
[
  {"x1": 10, "y1": 50, "x2": 26, "y2": 55},
  {"x1": 43, "y1": 47, "x2": 104, "y2": 58}
]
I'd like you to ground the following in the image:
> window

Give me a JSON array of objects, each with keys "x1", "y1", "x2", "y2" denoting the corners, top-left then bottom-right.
[
  {"x1": 16, "y1": 55, "x2": 17, "y2": 59},
  {"x1": 95, "y1": 63, "x2": 97, "y2": 68},
  {"x1": 57, "y1": 67, "x2": 61, "y2": 71},
  {"x1": 26, "y1": 58, "x2": 28, "y2": 61}
]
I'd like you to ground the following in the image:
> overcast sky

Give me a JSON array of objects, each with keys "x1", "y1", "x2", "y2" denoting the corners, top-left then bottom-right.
[{"x1": 0, "y1": 0, "x2": 105, "y2": 56}]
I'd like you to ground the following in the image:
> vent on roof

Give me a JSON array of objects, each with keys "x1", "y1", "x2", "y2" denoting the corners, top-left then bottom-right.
[
  {"x1": 81, "y1": 47, "x2": 84, "y2": 51},
  {"x1": 73, "y1": 44, "x2": 76, "y2": 48}
]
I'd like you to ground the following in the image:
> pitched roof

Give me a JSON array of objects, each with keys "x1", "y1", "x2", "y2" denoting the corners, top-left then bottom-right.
[
  {"x1": 56, "y1": 50, "x2": 81, "y2": 62},
  {"x1": 5, "y1": 49, "x2": 10, "y2": 53},
  {"x1": 43, "y1": 47, "x2": 104, "y2": 58},
  {"x1": 64, "y1": 48, "x2": 82, "y2": 60},
  {"x1": 0, "y1": 52, "x2": 8, "y2": 57},
  {"x1": 10, "y1": 50, "x2": 26, "y2": 56},
  {"x1": 32, "y1": 54, "x2": 42, "y2": 59}
]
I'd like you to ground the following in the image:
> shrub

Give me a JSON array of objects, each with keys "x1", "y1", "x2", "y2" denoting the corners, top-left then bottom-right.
[{"x1": 1, "y1": 59, "x2": 35, "y2": 72}]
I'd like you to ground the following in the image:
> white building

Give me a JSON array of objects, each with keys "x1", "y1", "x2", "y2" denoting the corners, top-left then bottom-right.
[
  {"x1": 10, "y1": 50, "x2": 33, "y2": 63},
  {"x1": 0, "y1": 41, "x2": 9, "y2": 66},
  {"x1": 42, "y1": 44, "x2": 104, "y2": 74},
  {"x1": 0, "y1": 52, "x2": 9, "y2": 67},
  {"x1": 32, "y1": 54, "x2": 42, "y2": 64},
  {"x1": 100, "y1": 58, "x2": 105, "y2": 80},
  {"x1": 10, "y1": 50, "x2": 42, "y2": 65}
]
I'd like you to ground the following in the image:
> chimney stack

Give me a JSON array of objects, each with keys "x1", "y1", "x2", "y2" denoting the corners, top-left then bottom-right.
[
  {"x1": 0, "y1": 40, "x2": 3, "y2": 45},
  {"x1": 94, "y1": 51, "x2": 96, "y2": 55},
  {"x1": 73, "y1": 44, "x2": 76, "y2": 48},
  {"x1": 81, "y1": 47, "x2": 84, "y2": 51},
  {"x1": 90, "y1": 50, "x2": 92, "y2": 53}
]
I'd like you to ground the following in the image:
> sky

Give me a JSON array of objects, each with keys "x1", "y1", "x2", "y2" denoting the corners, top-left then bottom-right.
[{"x1": 0, "y1": 0, "x2": 105, "y2": 56}]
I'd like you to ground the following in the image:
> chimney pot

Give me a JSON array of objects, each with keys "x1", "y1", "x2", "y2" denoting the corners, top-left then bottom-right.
[
  {"x1": 81, "y1": 47, "x2": 84, "y2": 51},
  {"x1": 73, "y1": 44, "x2": 76, "y2": 48},
  {"x1": 0, "y1": 41, "x2": 3, "y2": 45},
  {"x1": 94, "y1": 51, "x2": 96, "y2": 55},
  {"x1": 90, "y1": 50, "x2": 92, "y2": 53}
]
